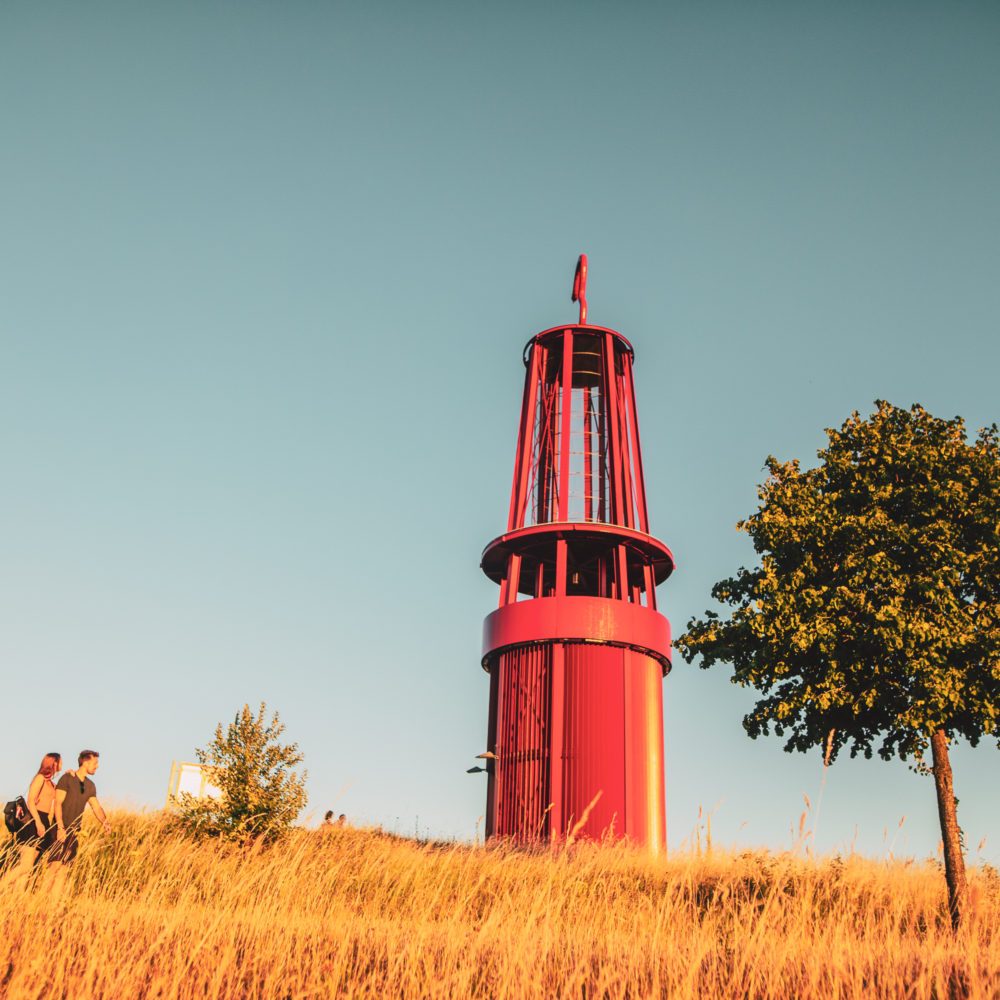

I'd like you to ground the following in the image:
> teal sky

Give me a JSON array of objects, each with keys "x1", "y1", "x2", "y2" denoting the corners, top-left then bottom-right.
[{"x1": 3, "y1": 2, "x2": 998, "y2": 862}]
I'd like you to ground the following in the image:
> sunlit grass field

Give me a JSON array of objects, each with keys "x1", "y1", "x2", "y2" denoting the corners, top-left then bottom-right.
[{"x1": 0, "y1": 811, "x2": 997, "y2": 999}]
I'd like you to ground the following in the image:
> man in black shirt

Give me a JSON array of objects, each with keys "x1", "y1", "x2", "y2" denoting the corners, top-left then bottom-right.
[{"x1": 50, "y1": 749, "x2": 112, "y2": 867}]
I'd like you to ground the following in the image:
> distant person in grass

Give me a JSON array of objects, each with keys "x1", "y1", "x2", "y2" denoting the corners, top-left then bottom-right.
[
  {"x1": 3, "y1": 752, "x2": 62, "y2": 889},
  {"x1": 321, "y1": 811, "x2": 347, "y2": 831},
  {"x1": 47, "y1": 750, "x2": 112, "y2": 890}
]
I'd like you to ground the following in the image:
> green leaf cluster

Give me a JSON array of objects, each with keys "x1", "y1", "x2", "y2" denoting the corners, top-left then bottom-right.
[
  {"x1": 676, "y1": 402, "x2": 1000, "y2": 765},
  {"x1": 175, "y1": 702, "x2": 308, "y2": 844}
]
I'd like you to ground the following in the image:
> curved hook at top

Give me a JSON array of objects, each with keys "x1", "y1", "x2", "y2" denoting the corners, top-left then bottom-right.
[{"x1": 571, "y1": 254, "x2": 588, "y2": 325}]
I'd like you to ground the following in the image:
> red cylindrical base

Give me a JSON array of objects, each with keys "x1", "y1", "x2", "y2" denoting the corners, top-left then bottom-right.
[{"x1": 485, "y1": 639, "x2": 666, "y2": 851}]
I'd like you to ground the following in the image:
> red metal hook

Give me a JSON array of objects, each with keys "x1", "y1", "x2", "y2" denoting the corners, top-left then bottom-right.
[{"x1": 571, "y1": 254, "x2": 588, "y2": 325}]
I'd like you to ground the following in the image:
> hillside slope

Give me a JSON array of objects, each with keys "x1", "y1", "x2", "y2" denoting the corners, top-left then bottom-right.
[{"x1": 0, "y1": 812, "x2": 997, "y2": 998}]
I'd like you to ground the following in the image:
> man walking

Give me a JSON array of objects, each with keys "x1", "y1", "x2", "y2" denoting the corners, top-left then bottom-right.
[{"x1": 48, "y1": 750, "x2": 111, "y2": 891}]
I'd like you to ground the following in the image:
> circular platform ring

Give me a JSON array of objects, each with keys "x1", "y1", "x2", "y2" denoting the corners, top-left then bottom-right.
[
  {"x1": 522, "y1": 323, "x2": 635, "y2": 367},
  {"x1": 481, "y1": 522, "x2": 675, "y2": 590},
  {"x1": 482, "y1": 595, "x2": 672, "y2": 675}
]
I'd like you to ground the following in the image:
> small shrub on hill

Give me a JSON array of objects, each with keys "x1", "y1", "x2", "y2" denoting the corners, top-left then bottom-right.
[{"x1": 175, "y1": 702, "x2": 307, "y2": 844}]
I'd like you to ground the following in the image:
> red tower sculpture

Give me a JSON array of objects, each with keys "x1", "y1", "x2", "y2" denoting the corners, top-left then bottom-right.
[{"x1": 480, "y1": 256, "x2": 674, "y2": 850}]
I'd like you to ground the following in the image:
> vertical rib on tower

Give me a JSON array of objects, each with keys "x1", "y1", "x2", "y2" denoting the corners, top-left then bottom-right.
[{"x1": 480, "y1": 258, "x2": 674, "y2": 850}]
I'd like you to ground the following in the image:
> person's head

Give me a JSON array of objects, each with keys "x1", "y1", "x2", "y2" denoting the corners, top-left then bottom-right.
[
  {"x1": 38, "y1": 753, "x2": 61, "y2": 778},
  {"x1": 78, "y1": 750, "x2": 100, "y2": 774},
  {"x1": 324, "y1": 810, "x2": 334, "y2": 822}
]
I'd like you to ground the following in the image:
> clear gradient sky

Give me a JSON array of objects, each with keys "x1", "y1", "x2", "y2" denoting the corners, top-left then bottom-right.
[{"x1": 2, "y1": 2, "x2": 998, "y2": 862}]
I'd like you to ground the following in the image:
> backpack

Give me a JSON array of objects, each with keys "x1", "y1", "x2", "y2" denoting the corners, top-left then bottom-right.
[{"x1": 3, "y1": 797, "x2": 29, "y2": 834}]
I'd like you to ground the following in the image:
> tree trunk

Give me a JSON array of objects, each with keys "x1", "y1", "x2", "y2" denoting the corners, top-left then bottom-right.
[{"x1": 930, "y1": 729, "x2": 968, "y2": 931}]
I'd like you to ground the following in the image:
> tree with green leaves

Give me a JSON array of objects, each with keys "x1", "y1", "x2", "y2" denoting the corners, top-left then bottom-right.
[
  {"x1": 176, "y1": 703, "x2": 308, "y2": 844},
  {"x1": 677, "y1": 402, "x2": 999, "y2": 929}
]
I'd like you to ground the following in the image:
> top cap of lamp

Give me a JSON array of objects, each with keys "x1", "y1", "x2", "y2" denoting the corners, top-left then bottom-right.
[{"x1": 571, "y1": 254, "x2": 588, "y2": 325}]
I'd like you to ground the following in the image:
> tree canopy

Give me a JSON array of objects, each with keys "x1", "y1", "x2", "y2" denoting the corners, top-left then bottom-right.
[{"x1": 677, "y1": 401, "x2": 999, "y2": 765}]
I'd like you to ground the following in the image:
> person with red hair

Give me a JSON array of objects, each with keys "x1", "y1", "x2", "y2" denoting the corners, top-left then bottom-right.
[{"x1": 3, "y1": 752, "x2": 63, "y2": 888}]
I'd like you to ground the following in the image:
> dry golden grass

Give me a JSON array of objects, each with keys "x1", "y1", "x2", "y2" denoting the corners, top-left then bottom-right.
[{"x1": 0, "y1": 810, "x2": 997, "y2": 999}]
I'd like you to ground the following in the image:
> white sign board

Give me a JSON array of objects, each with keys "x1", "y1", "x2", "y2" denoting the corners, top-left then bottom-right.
[{"x1": 166, "y1": 761, "x2": 223, "y2": 807}]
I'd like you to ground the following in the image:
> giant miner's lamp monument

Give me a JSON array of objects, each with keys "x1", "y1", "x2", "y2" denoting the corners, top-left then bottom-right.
[{"x1": 479, "y1": 255, "x2": 674, "y2": 850}]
